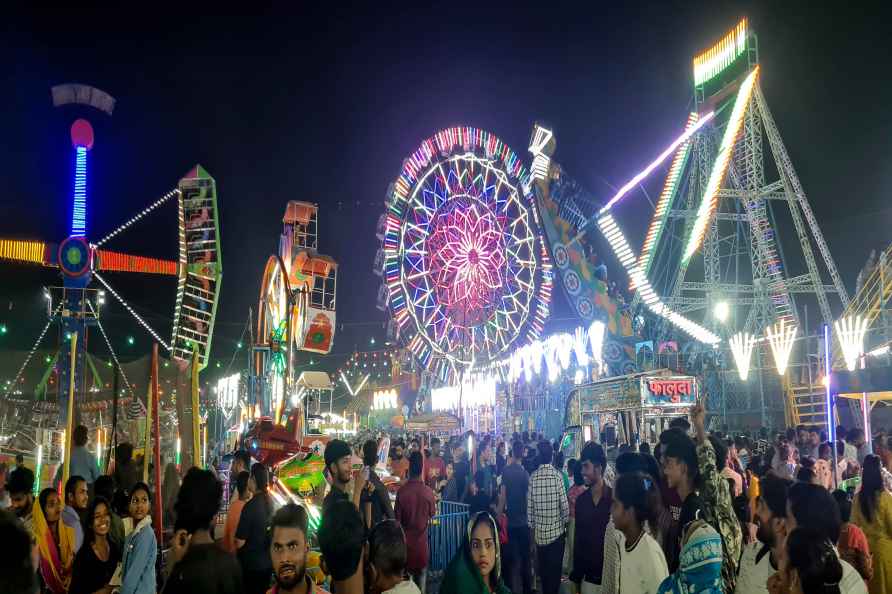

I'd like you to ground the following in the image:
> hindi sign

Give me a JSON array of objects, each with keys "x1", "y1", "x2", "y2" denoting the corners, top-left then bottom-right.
[{"x1": 640, "y1": 375, "x2": 697, "y2": 407}]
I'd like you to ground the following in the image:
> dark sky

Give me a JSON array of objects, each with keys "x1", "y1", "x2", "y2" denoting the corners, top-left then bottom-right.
[{"x1": 2, "y1": 2, "x2": 891, "y2": 384}]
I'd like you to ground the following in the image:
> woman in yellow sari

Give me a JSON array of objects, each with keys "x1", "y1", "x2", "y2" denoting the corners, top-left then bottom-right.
[{"x1": 34, "y1": 487, "x2": 76, "y2": 593}]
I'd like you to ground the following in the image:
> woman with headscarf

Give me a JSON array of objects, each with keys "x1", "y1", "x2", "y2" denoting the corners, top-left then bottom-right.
[
  {"x1": 34, "y1": 487, "x2": 77, "y2": 593},
  {"x1": 440, "y1": 512, "x2": 511, "y2": 594},
  {"x1": 656, "y1": 519, "x2": 723, "y2": 594}
]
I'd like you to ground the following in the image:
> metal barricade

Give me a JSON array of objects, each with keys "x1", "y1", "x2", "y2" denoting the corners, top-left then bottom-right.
[{"x1": 427, "y1": 501, "x2": 469, "y2": 571}]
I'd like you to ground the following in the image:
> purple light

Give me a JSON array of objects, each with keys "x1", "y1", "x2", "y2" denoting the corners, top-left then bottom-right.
[
  {"x1": 824, "y1": 323, "x2": 834, "y2": 443},
  {"x1": 599, "y1": 111, "x2": 715, "y2": 215}
]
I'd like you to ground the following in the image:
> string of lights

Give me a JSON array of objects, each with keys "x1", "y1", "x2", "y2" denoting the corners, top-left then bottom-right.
[
  {"x1": 87, "y1": 300, "x2": 136, "y2": 399},
  {"x1": 93, "y1": 272, "x2": 171, "y2": 351},
  {"x1": 3, "y1": 303, "x2": 62, "y2": 397},
  {"x1": 92, "y1": 188, "x2": 181, "y2": 247}
]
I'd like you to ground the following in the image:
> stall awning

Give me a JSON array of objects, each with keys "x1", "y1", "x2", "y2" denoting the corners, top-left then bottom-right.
[{"x1": 297, "y1": 371, "x2": 333, "y2": 389}]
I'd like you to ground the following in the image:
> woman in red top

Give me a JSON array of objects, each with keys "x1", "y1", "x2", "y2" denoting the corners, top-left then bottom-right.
[{"x1": 833, "y1": 488, "x2": 873, "y2": 583}]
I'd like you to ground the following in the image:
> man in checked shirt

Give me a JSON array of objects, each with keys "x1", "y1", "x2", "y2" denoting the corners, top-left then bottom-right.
[{"x1": 527, "y1": 440, "x2": 569, "y2": 594}]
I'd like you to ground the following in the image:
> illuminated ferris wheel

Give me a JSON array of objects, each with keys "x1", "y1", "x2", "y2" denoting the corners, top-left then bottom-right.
[{"x1": 379, "y1": 127, "x2": 552, "y2": 377}]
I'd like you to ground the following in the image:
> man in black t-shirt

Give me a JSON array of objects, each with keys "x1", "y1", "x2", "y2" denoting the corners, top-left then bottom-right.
[
  {"x1": 323, "y1": 439, "x2": 357, "y2": 514},
  {"x1": 236, "y1": 463, "x2": 275, "y2": 594},
  {"x1": 166, "y1": 468, "x2": 243, "y2": 594}
]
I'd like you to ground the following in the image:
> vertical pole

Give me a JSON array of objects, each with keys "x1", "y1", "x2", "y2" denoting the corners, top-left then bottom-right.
[
  {"x1": 143, "y1": 383, "x2": 152, "y2": 484},
  {"x1": 63, "y1": 332, "x2": 78, "y2": 486},
  {"x1": 191, "y1": 348, "x2": 201, "y2": 469},
  {"x1": 151, "y1": 344, "x2": 163, "y2": 542},
  {"x1": 825, "y1": 324, "x2": 838, "y2": 488}
]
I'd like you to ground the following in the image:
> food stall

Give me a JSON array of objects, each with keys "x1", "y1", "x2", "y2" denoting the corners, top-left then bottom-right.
[{"x1": 563, "y1": 369, "x2": 698, "y2": 456}]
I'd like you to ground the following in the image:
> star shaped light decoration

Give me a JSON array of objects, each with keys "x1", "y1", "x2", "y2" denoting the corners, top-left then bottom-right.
[{"x1": 428, "y1": 202, "x2": 507, "y2": 317}]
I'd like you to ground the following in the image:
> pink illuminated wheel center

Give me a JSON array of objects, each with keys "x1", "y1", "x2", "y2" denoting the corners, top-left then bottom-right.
[{"x1": 70, "y1": 118, "x2": 94, "y2": 150}]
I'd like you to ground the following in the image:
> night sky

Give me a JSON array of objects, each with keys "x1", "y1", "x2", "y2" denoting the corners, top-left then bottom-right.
[{"x1": 2, "y1": 2, "x2": 891, "y2": 386}]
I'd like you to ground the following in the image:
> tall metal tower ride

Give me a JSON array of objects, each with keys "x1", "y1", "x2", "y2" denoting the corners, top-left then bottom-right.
[{"x1": 644, "y1": 19, "x2": 849, "y2": 423}]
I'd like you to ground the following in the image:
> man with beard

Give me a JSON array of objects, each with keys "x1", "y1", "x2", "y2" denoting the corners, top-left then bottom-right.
[
  {"x1": 62, "y1": 475, "x2": 87, "y2": 552},
  {"x1": 7, "y1": 467, "x2": 35, "y2": 535},
  {"x1": 734, "y1": 474, "x2": 791, "y2": 593},
  {"x1": 390, "y1": 443, "x2": 409, "y2": 481},
  {"x1": 267, "y1": 504, "x2": 328, "y2": 594},
  {"x1": 323, "y1": 439, "x2": 364, "y2": 514}
]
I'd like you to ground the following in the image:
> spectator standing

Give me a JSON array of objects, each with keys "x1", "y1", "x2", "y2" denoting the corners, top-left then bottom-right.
[
  {"x1": 268, "y1": 504, "x2": 329, "y2": 594},
  {"x1": 367, "y1": 520, "x2": 420, "y2": 594},
  {"x1": 786, "y1": 482, "x2": 868, "y2": 593},
  {"x1": 440, "y1": 512, "x2": 510, "y2": 594},
  {"x1": 94, "y1": 475, "x2": 124, "y2": 550},
  {"x1": 120, "y1": 482, "x2": 157, "y2": 594},
  {"x1": 318, "y1": 500, "x2": 365, "y2": 594},
  {"x1": 0, "y1": 462, "x2": 11, "y2": 509},
  {"x1": 390, "y1": 443, "x2": 410, "y2": 482},
  {"x1": 229, "y1": 450, "x2": 252, "y2": 504},
  {"x1": 734, "y1": 474, "x2": 791, "y2": 594},
  {"x1": 63, "y1": 475, "x2": 88, "y2": 552},
  {"x1": 0, "y1": 508, "x2": 38, "y2": 594},
  {"x1": 361, "y1": 439, "x2": 395, "y2": 530},
  {"x1": 323, "y1": 439, "x2": 361, "y2": 514},
  {"x1": 527, "y1": 440, "x2": 568, "y2": 594},
  {"x1": 496, "y1": 442, "x2": 507, "y2": 477},
  {"x1": 113, "y1": 443, "x2": 140, "y2": 497},
  {"x1": 162, "y1": 463, "x2": 181, "y2": 529},
  {"x1": 9, "y1": 467, "x2": 35, "y2": 536},
  {"x1": 164, "y1": 468, "x2": 243, "y2": 594},
  {"x1": 395, "y1": 451, "x2": 436, "y2": 593},
  {"x1": 571, "y1": 442, "x2": 611, "y2": 594},
  {"x1": 611, "y1": 473, "x2": 667, "y2": 594},
  {"x1": 452, "y1": 444, "x2": 470, "y2": 502},
  {"x1": 34, "y1": 487, "x2": 76, "y2": 594},
  {"x1": 771, "y1": 529, "x2": 845, "y2": 594},
  {"x1": 56, "y1": 426, "x2": 100, "y2": 487},
  {"x1": 424, "y1": 438, "x2": 447, "y2": 490},
  {"x1": 70, "y1": 496, "x2": 121, "y2": 594},
  {"x1": 222, "y1": 471, "x2": 251, "y2": 554},
  {"x1": 466, "y1": 470, "x2": 492, "y2": 517},
  {"x1": 834, "y1": 489, "x2": 873, "y2": 584},
  {"x1": 852, "y1": 456, "x2": 892, "y2": 594},
  {"x1": 236, "y1": 463, "x2": 275, "y2": 594},
  {"x1": 498, "y1": 441, "x2": 531, "y2": 594}
]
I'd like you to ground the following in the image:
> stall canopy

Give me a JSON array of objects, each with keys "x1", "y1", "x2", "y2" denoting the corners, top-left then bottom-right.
[
  {"x1": 296, "y1": 371, "x2": 333, "y2": 390},
  {"x1": 405, "y1": 413, "x2": 460, "y2": 432}
]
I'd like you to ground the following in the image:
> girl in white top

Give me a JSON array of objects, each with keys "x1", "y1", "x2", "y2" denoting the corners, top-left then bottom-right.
[{"x1": 611, "y1": 472, "x2": 669, "y2": 594}]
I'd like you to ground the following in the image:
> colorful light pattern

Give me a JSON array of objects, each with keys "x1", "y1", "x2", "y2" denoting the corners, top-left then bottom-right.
[
  {"x1": 682, "y1": 66, "x2": 760, "y2": 263},
  {"x1": 639, "y1": 113, "x2": 699, "y2": 273},
  {"x1": 597, "y1": 213, "x2": 720, "y2": 344},
  {"x1": 729, "y1": 332, "x2": 756, "y2": 380},
  {"x1": 508, "y1": 320, "x2": 605, "y2": 384},
  {"x1": 0, "y1": 239, "x2": 47, "y2": 265},
  {"x1": 96, "y1": 249, "x2": 177, "y2": 275},
  {"x1": 765, "y1": 318, "x2": 797, "y2": 376},
  {"x1": 693, "y1": 18, "x2": 748, "y2": 87},
  {"x1": 599, "y1": 111, "x2": 714, "y2": 215},
  {"x1": 71, "y1": 146, "x2": 88, "y2": 237},
  {"x1": 835, "y1": 315, "x2": 869, "y2": 372},
  {"x1": 382, "y1": 127, "x2": 552, "y2": 371}
]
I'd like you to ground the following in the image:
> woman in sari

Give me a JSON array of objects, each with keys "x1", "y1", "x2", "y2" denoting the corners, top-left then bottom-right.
[
  {"x1": 657, "y1": 519, "x2": 723, "y2": 594},
  {"x1": 34, "y1": 486, "x2": 77, "y2": 594},
  {"x1": 441, "y1": 512, "x2": 511, "y2": 594}
]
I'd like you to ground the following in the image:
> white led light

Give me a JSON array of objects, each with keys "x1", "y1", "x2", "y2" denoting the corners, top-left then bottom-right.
[
  {"x1": 835, "y1": 315, "x2": 870, "y2": 372},
  {"x1": 729, "y1": 332, "x2": 756, "y2": 381},
  {"x1": 765, "y1": 319, "x2": 797, "y2": 376},
  {"x1": 94, "y1": 272, "x2": 171, "y2": 351}
]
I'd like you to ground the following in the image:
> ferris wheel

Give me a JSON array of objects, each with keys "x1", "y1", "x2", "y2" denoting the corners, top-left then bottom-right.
[
  {"x1": 378, "y1": 127, "x2": 552, "y2": 379},
  {"x1": 255, "y1": 255, "x2": 294, "y2": 409}
]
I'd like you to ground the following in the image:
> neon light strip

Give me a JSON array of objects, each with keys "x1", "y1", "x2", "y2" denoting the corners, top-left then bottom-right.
[
  {"x1": 87, "y1": 300, "x2": 135, "y2": 399},
  {"x1": 71, "y1": 146, "x2": 88, "y2": 236},
  {"x1": 599, "y1": 111, "x2": 715, "y2": 215},
  {"x1": 93, "y1": 189, "x2": 180, "y2": 247},
  {"x1": 0, "y1": 239, "x2": 47, "y2": 265},
  {"x1": 729, "y1": 332, "x2": 756, "y2": 380},
  {"x1": 765, "y1": 318, "x2": 797, "y2": 376},
  {"x1": 682, "y1": 66, "x2": 759, "y2": 263},
  {"x1": 97, "y1": 250, "x2": 177, "y2": 275},
  {"x1": 835, "y1": 315, "x2": 869, "y2": 372},
  {"x1": 94, "y1": 272, "x2": 171, "y2": 351},
  {"x1": 3, "y1": 303, "x2": 62, "y2": 398},
  {"x1": 693, "y1": 18, "x2": 748, "y2": 87},
  {"x1": 824, "y1": 324, "x2": 834, "y2": 444},
  {"x1": 598, "y1": 213, "x2": 720, "y2": 344},
  {"x1": 639, "y1": 113, "x2": 698, "y2": 272}
]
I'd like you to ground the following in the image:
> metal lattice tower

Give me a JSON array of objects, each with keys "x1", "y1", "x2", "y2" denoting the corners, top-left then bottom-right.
[{"x1": 645, "y1": 20, "x2": 849, "y2": 424}]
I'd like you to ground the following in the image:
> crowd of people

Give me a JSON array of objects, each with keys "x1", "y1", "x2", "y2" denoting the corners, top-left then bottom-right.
[{"x1": 0, "y1": 409, "x2": 891, "y2": 594}]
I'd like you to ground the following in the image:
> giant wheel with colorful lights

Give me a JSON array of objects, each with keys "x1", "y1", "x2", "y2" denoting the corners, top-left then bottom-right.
[
  {"x1": 379, "y1": 127, "x2": 552, "y2": 381},
  {"x1": 254, "y1": 255, "x2": 294, "y2": 417}
]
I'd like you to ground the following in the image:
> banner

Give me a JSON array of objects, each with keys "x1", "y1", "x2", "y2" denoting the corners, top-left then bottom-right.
[{"x1": 640, "y1": 375, "x2": 697, "y2": 407}]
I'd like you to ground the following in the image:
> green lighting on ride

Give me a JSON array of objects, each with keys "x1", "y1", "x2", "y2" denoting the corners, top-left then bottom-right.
[
  {"x1": 45, "y1": 356, "x2": 52, "y2": 363},
  {"x1": 0, "y1": 324, "x2": 7, "y2": 335},
  {"x1": 237, "y1": 341, "x2": 243, "y2": 349},
  {"x1": 127, "y1": 336, "x2": 135, "y2": 346},
  {"x1": 215, "y1": 361, "x2": 221, "y2": 368}
]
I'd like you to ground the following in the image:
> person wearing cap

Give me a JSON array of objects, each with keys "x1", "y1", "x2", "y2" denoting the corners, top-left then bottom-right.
[{"x1": 323, "y1": 439, "x2": 364, "y2": 514}]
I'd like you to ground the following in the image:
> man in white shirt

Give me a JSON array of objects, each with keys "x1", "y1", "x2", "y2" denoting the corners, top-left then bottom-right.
[{"x1": 734, "y1": 474, "x2": 791, "y2": 594}]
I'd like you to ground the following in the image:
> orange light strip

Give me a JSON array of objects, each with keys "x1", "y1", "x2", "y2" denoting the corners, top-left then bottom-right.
[
  {"x1": 97, "y1": 249, "x2": 177, "y2": 275},
  {"x1": 639, "y1": 112, "x2": 699, "y2": 273},
  {"x1": 683, "y1": 66, "x2": 759, "y2": 263},
  {"x1": 693, "y1": 18, "x2": 748, "y2": 87},
  {"x1": 0, "y1": 239, "x2": 48, "y2": 265}
]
